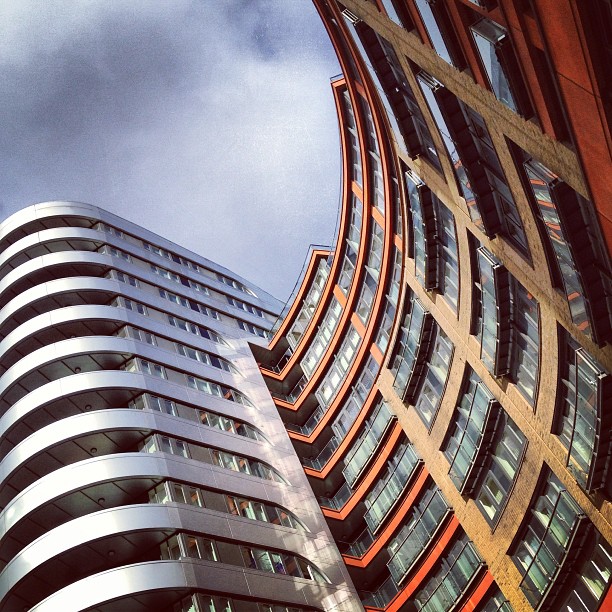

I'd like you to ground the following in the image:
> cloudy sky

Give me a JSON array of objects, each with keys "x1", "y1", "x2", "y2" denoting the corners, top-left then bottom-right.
[{"x1": 0, "y1": 0, "x2": 341, "y2": 301}]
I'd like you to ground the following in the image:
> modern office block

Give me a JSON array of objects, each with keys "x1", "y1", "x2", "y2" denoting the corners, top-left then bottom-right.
[
  {"x1": 255, "y1": 1, "x2": 612, "y2": 610},
  {"x1": 0, "y1": 202, "x2": 361, "y2": 611}
]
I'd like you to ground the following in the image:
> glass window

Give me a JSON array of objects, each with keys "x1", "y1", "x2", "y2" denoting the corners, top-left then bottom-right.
[
  {"x1": 520, "y1": 155, "x2": 612, "y2": 344},
  {"x1": 443, "y1": 369, "x2": 500, "y2": 493},
  {"x1": 413, "y1": 533, "x2": 484, "y2": 611},
  {"x1": 471, "y1": 18, "x2": 518, "y2": 112},
  {"x1": 512, "y1": 470, "x2": 586, "y2": 608},
  {"x1": 475, "y1": 412, "x2": 526, "y2": 523},
  {"x1": 556, "y1": 334, "x2": 611, "y2": 491},
  {"x1": 414, "y1": 0, "x2": 455, "y2": 65},
  {"x1": 387, "y1": 484, "x2": 451, "y2": 583}
]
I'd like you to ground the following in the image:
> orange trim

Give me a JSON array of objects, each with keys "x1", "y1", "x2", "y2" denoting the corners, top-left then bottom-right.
[
  {"x1": 601, "y1": 583, "x2": 612, "y2": 611},
  {"x1": 343, "y1": 469, "x2": 430, "y2": 567},
  {"x1": 384, "y1": 517, "x2": 461, "y2": 612},
  {"x1": 394, "y1": 234, "x2": 403, "y2": 251},
  {"x1": 372, "y1": 206, "x2": 385, "y2": 228},
  {"x1": 351, "y1": 313, "x2": 367, "y2": 337},
  {"x1": 352, "y1": 181, "x2": 364, "y2": 203},
  {"x1": 370, "y1": 343, "x2": 383, "y2": 365},
  {"x1": 460, "y1": 572, "x2": 494, "y2": 612},
  {"x1": 321, "y1": 423, "x2": 404, "y2": 520},
  {"x1": 333, "y1": 284, "x2": 347, "y2": 306},
  {"x1": 267, "y1": 250, "x2": 330, "y2": 351}
]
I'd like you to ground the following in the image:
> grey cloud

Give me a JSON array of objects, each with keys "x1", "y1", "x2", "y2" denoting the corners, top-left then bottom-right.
[{"x1": 0, "y1": 1, "x2": 341, "y2": 300}]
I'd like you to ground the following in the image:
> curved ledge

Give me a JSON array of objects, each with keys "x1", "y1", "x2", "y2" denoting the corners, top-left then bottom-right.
[
  {"x1": 0, "y1": 370, "x2": 262, "y2": 456},
  {"x1": 0, "y1": 407, "x2": 270, "y2": 508},
  {"x1": 0, "y1": 334, "x2": 244, "y2": 413},
  {"x1": 0, "y1": 503, "x2": 331, "y2": 609},
  {"x1": 29, "y1": 558, "x2": 347, "y2": 612},
  {"x1": 0, "y1": 303, "x2": 233, "y2": 374},
  {"x1": 0, "y1": 450, "x2": 295, "y2": 556}
]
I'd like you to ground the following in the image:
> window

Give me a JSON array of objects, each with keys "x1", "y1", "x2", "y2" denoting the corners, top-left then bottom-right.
[
  {"x1": 343, "y1": 401, "x2": 395, "y2": 487},
  {"x1": 141, "y1": 434, "x2": 189, "y2": 458},
  {"x1": 176, "y1": 343, "x2": 236, "y2": 373},
  {"x1": 332, "y1": 356, "x2": 379, "y2": 438},
  {"x1": 124, "y1": 358, "x2": 166, "y2": 379},
  {"x1": 391, "y1": 295, "x2": 435, "y2": 400},
  {"x1": 118, "y1": 325, "x2": 157, "y2": 346},
  {"x1": 343, "y1": 20, "x2": 440, "y2": 166},
  {"x1": 426, "y1": 86, "x2": 529, "y2": 254},
  {"x1": 520, "y1": 155, "x2": 611, "y2": 344},
  {"x1": 364, "y1": 442, "x2": 421, "y2": 532},
  {"x1": 559, "y1": 530, "x2": 612, "y2": 612},
  {"x1": 187, "y1": 375, "x2": 252, "y2": 406},
  {"x1": 556, "y1": 334, "x2": 611, "y2": 491},
  {"x1": 387, "y1": 484, "x2": 451, "y2": 583},
  {"x1": 414, "y1": 533, "x2": 484, "y2": 611},
  {"x1": 342, "y1": 89, "x2": 363, "y2": 187},
  {"x1": 211, "y1": 449, "x2": 286, "y2": 484},
  {"x1": 97, "y1": 222, "x2": 123, "y2": 237},
  {"x1": 471, "y1": 244, "x2": 540, "y2": 404},
  {"x1": 470, "y1": 18, "x2": 530, "y2": 116},
  {"x1": 216, "y1": 272, "x2": 256, "y2": 296},
  {"x1": 404, "y1": 169, "x2": 459, "y2": 310},
  {"x1": 414, "y1": 0, "x2": 464, "y2": 67},
  {"x1": 474, "y1": 412, "x2": 526, "y2": 524},
  {"x1": 118, "y1": 297, "x2": 147, "y2": 315},
  {"x1": 226, "y1": 296, "x2": 265, "y2": 318},
  {"x1": 168, "y1": 314, "x2": 226, "y2": 345},
  {"x1": 512, "y1": 470, "x2": 588, "y2": 608},
  {"x1": 199, "y1": 409, "x2": 266, "y2": 442},
  {"x1": 237, "y1": 320, "x2": 269, "y2": 338},
  {"x1": 315, "y1": 325, "x2": 361, "y2": 407},
  {"x1": 413, "y1": 325, "x2": 453, "y2": 427},
  {"x1": 102, "y1": 244, "x2": 131, "y2": 261},
  {"x1": 111, "y1": 270, "x2": 138, "y2": 286},
  {"x1": 159, "y1": 288, "x2": 220, "y2": 319},
  {"x1": 338, "y1": 196, "x2": 363, "y2": 293},
  {"x1": 301, "y1": 300, "x2": 342, "y2": 367},
  {"x1": 286, "y1": 258, "x2": 330, "y2": 350},
  {"x1": 443, "y1": 369, "x2": 501, "y2": 493}
]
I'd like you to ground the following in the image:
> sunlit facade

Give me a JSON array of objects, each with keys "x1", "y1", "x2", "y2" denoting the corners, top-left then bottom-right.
[
  {"x1": 256, "y1": 1, "x2": 612, "y2": 610},
  {"x1": 0, "y1": 202, "x2": 360, "y2": 611}
]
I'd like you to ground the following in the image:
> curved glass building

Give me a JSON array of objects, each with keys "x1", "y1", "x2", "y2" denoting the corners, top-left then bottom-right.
[{"x1": 1, "y1": 1, "x2": 611, "y2": 611}]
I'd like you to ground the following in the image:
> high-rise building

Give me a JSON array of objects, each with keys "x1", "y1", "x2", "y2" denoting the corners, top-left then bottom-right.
[
  {"x1": 255, "y1": 1, "x2": 612, "y2": 611},
  {"x1": 0, "y1": 202, "x2": 360, "y2": 611},
  {"x1": 1, "y1": 1, "x2": 611, "y2": 611}
]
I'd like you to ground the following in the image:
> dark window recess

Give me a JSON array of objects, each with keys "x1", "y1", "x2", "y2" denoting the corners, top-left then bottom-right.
[
  {"x1": 379, "y1": 0, "x2": 416, "y2": 30},
  {"x1": 470, "y1": 17, "x2": 534, "y2": 118},
  {"x1": 421, "y1": 0, "x2": 467, "y2": 69},
  {"x1": 554, "y1": 333, "x2": 612, "y2": 493},
  {"x1": 443, "y1": 370, "x2": 503, "y2": 495},
  {"x1": 434, "y1": 86, "x2": 530, "y2": 255},
  {"x1": 405, "y1": 172, "x2": 439, "y2": 290},
  {"x1": 511, "y1": 469, "x2": 594, "y2": 611},
  {"x1": 518, "y1": 152, "x2": 612, "y2": 345},
  {"x1": 471, "y1": 241, "x2": 540, "y2": 404},
  {"x1": 354, "y1": 23, "x2": 442, "y2": 168},
  {"x1": 391, "y1": 296, "x2": 435, "y2": 401},
  {"x1": 475, "y1": 247, "x2": 513, "y2": 376}
]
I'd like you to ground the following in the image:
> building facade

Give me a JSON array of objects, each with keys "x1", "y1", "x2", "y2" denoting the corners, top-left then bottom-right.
[
  {"x1": 256, "y1": 1, "x2": 612, "y2": 610},
  {"x1": 0, "y1": 202, "x2": 361, "y2": 611},
  {"x1": 1, "y1": 2, "x2": 611, "y2": 611}
]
